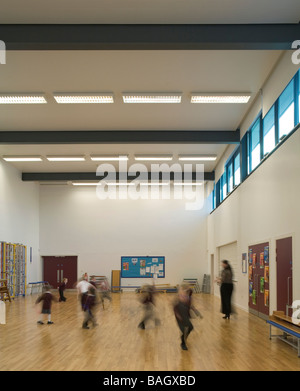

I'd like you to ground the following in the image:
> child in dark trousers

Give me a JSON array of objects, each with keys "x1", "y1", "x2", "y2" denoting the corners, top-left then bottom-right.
[
  {"x1": 82, "y1": 285, "x2": 98, "y2": 329},
  {"x1": 58, "y1": 278, "x2": 68, "y2": 302},
  {"x1": 35, "y1": 285, "x2": 58, "y2": 325},
  {"x1": 173, "y1": 285, "x2": 202, "y2": 350},
  {"x1": 138, "y1": 284, "x2": 160, "y2": 329}
]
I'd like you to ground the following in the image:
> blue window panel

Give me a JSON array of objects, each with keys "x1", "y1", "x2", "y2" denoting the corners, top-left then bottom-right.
[
  {"x1": 222, "y1": 172, "x2": 227, "y2": 200},
  {"x1": 278, "y1": 79, "x2": 295, "y2": 139},
  {"x1": 227, "y1": 162, "x2": 233, "y2": 193},
  {"x1": 240, "y1": 133, "x2": 248, "y2": 182},
  {"x1": 220, "y1": 172, "x2": 227, "y2": 201},
  {"x1": 212, "y1": 187, "x2": 216, "y2": 211},
  {"x1": 215, "y1": 180, "x2": 220, "y2": 207},
  {"x1": 234, "y1": 153, "x2": 241, "y2": 186},
  {"x1": 263, "y1": 105, "x2": 275, "y2": 155},
  {"x1": 250, "y1": 118, "x2": 261, "y2": 170}
]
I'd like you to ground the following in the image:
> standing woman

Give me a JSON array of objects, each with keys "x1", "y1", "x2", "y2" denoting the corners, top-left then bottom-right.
[{"x1": 217, "y1": 260, "x2": 234, "y2": 319}]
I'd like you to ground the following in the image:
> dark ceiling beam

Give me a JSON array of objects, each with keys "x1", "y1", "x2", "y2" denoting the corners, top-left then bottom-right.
[
  {"x1": 22, "y1": 171, "x2": 215, "y2": 182},
  {"x1": 0, "y1": 130, "x2": 240, "y2": 144},
  {"x1": 1, "y1": 24, "x2": 299, "y2": 51}
]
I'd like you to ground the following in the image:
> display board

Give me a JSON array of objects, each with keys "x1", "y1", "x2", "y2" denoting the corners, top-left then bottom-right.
[{"x1": 121, "y1": 256, "x2": 165, "y2": 278}]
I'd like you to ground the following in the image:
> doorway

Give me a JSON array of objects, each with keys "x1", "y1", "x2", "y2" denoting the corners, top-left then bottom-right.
[
  {"x1": 276, "y1": 237, "x2": 293, "y2": 316},
  {"x1": 43, "y1": 256, "x2": 78, "y2": 289}
]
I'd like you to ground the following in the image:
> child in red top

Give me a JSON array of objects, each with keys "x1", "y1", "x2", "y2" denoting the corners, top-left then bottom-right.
[{"x1": 35, "y1": 285, "x2": 58, "y2": 325}]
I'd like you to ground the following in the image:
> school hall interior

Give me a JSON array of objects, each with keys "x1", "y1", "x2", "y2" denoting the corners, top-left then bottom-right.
[{"x1": 0, "y1": 1, "x2": 300, "y2": 372}]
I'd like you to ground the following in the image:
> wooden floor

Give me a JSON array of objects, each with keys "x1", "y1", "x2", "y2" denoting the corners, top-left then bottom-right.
[{"x1": 0, "y1": 291, "x2": 300, "y2": 371}]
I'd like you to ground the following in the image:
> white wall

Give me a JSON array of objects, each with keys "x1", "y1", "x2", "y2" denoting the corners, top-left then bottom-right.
[
  {"x1": 207, "y1": 127, "x2": 300, "y2": 312},
  {"x1": 39, "y1": 185, "x2": 209, "y2": 287},
  {"x1": 0, "y1": 160, "x2": 40, "y2": 283}
]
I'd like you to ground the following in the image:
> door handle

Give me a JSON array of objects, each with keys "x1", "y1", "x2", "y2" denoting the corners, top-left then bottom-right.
[
  {"x1": 57, "y1": 270, "x2": 60, "y2": 283},
  {"x1": 61, "y1": 270, "x2": 63, "y2": 282}
]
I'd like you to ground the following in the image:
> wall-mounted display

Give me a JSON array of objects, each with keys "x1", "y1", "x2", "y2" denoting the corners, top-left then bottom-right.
[{"x1": 121, "y1": 256, "x2": 165, "y2": 278}]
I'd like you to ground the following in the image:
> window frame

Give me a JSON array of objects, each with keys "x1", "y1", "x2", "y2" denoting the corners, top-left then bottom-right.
[{"x1": 210, "y1": 69, "x2": 300, "y2": 213}]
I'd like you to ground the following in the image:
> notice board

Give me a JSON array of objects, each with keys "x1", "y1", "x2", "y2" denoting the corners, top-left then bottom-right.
[{"x1": 121, "y1": 256, "x2": 165, "y2": 278}]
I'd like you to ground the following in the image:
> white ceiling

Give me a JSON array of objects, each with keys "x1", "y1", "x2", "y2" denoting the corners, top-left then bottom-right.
[
  {"x1": 0, "y1": 49, "x2": 282, "y2": 174},
  {"x1": 0, "y1": 0, "x2": 297, "y2": 177},
  {"x1": 0, "y1": 50, "x2": 282, "y2": 131},
  {"x1": 0, "y1": 143, "x2": 225, "y2": 173}
]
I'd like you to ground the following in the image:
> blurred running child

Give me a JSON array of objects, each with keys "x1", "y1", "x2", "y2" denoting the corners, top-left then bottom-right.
[
  {"x1": 173, "y1": 284, "x2": 202, "y2": 350},
  {"x1": 82, "y1": 284, "x2": 98, "y2": 329},
  {"x1": 99, "y1": 278, "x2": 112, "y2": 309},
  {"x1": 35, "y1": 284, "x2": 58, "y2": 325},
  {"x1": 76, "y1": 275, "x2": 93, "y2": 310},
  {"x1": 138, "y1": 284, "x2": 160, "y2": 329},
  {"x1": 58, "y1": 277, "x2": 68, "y2": 302}
]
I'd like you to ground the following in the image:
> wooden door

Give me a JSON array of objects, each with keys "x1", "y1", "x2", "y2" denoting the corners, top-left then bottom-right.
[
  {"x1": 43, "y1": 256, "x2": 77, "y2": 289},
  {"x1": 248, "y1": 242, "x2": 270, "y2": 319},
  {"x1": 276, "y1": 237, "x2": 293, "y2": 315}
]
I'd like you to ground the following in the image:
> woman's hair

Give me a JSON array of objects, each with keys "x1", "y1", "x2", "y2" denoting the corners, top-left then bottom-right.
[{"x1": 222, "y1": 260, "x2": 234, "y2": 278}]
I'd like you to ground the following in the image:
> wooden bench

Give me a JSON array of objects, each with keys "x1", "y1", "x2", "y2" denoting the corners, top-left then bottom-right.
[
  {"x1": 267, "y1": 311, "x2": 300, "y2": 357},
  {"x1": 136, "y1": 284, "x2": 178, "y2": 294}
]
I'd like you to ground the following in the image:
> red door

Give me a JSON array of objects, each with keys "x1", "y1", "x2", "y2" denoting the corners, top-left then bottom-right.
[
  {"x1": 248, "y1": 242, "x2": 269, "y2": 319},
  {"x1": 43, "y1": 256, "x2": 77, "y2": 289},
  {"x1": 276, "y1": 237, "x2": 293, "y2": 315}
]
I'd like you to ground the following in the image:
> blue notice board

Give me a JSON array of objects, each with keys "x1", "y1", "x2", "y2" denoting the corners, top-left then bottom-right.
[{"x1": 121, "y1": 256, "x2": 165, "y2": 278}]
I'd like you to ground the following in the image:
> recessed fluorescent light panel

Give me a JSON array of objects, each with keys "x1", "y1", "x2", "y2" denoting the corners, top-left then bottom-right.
[
  {"x1": 140, "y1": 182, "x2": 170, "y2": 186},
  {"x1": 134, "y1": 155, "x2": 173, "y2": 161},
  {"x1": 122, "y1": 93, "x2": 182, "y2": 104},
  {"x1": 72, "y1": 182, "x2": 98, "y2": 186},
  {"x1": 46, "y1": 156, "x2": 86, "y2": 162},
  {"x1": 173, "y1": 182, "x2": 203, "y2": 186},
  {"x1": 53, "y1": 93, "x2": 114, "y2": 104},
  {"x1": 90, "y1": 155, "x2": 129, "y2": 161},
  {"x1": 191, "y1": 93, "x2": 251, "y2": 104},
  {"x1": 2, "y1": 156, "x2": 43, "y2": 162},
  {"x1": 178, "y1": 155, "x2": 217, "y2": 161},
  {"x1": 0, "y1": 94, "x2": 47, "y2": 104}
]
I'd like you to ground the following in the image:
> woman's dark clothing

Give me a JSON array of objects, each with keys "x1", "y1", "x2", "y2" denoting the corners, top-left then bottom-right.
[
  {"x1": 220, "y1": 267, "x2": 233, "y2": 317},
  {"x1": 220, "y1": 283, "x2": 233, "y2": 316}
]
